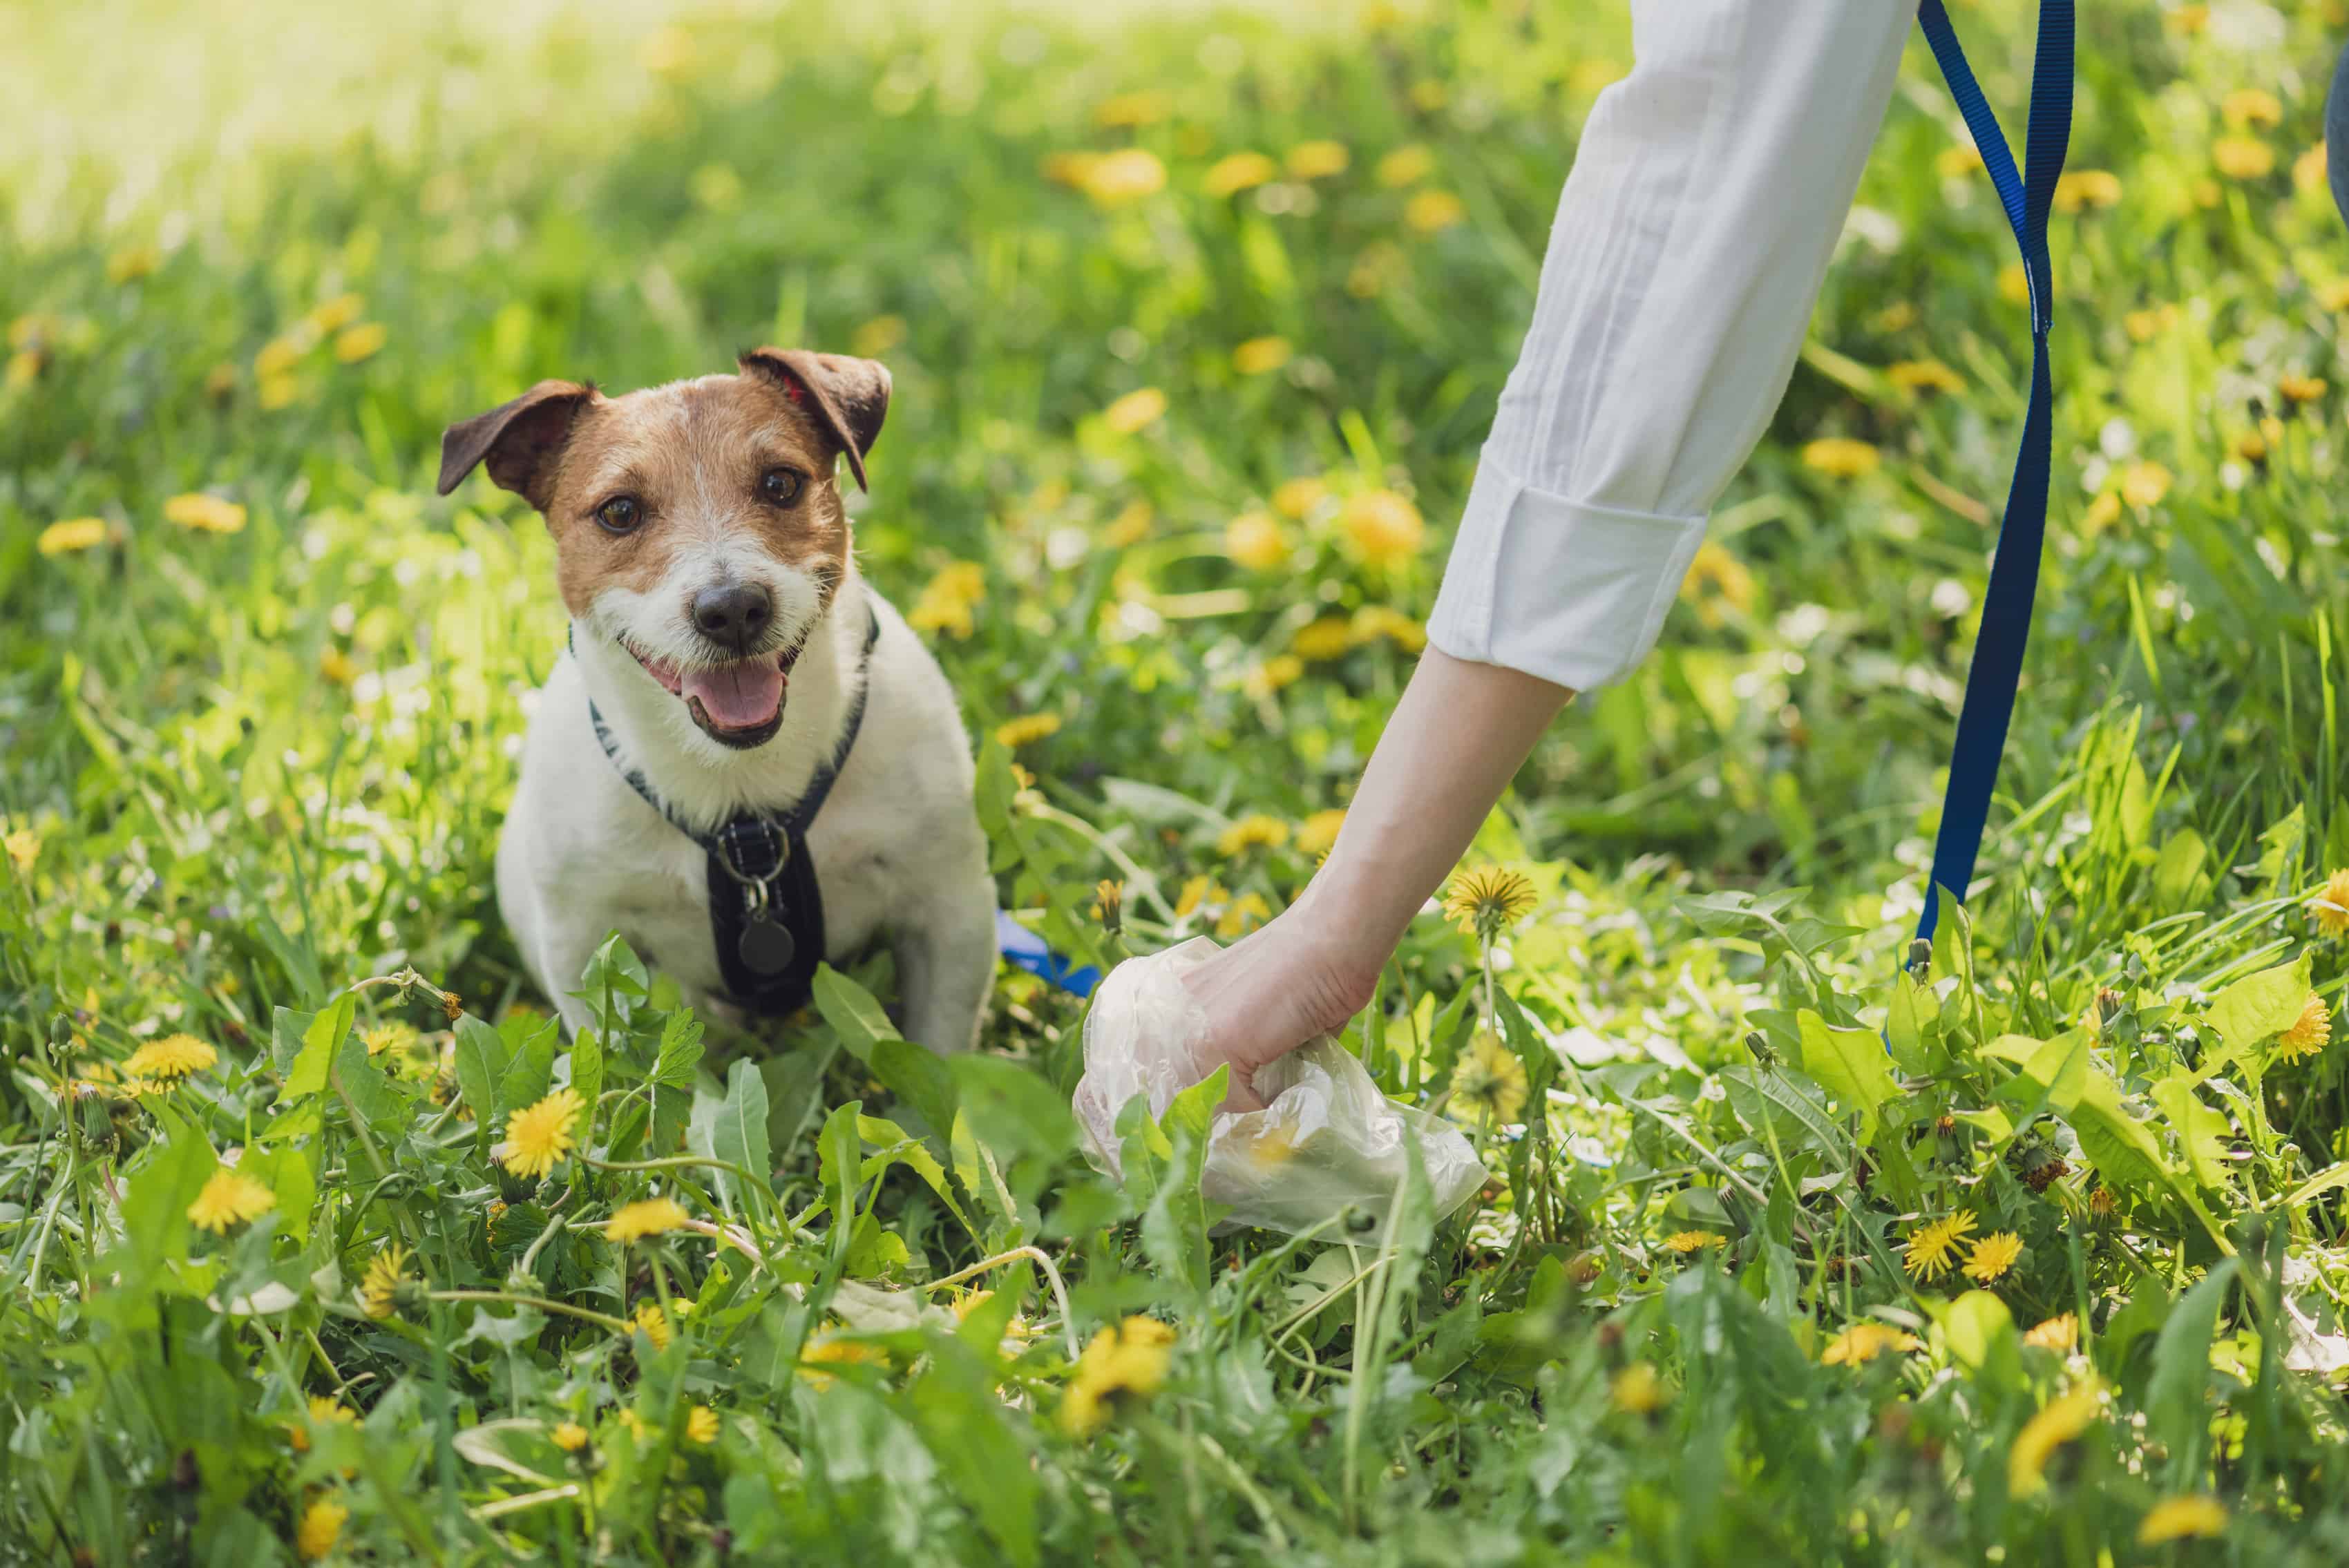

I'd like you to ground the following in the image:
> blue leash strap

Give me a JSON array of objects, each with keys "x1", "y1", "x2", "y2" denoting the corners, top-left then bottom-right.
[{"x1": 1910, "y1": 0, "x2": 2073, "y2": 944}]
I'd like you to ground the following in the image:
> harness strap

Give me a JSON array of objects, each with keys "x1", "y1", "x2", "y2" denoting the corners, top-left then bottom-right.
[
  {"x1": 583, "y1": 602, "x2": 882, "y2": 1015},
  {"x1": 1911, "y1": 0, "x2": 2073, "y2": 944}
]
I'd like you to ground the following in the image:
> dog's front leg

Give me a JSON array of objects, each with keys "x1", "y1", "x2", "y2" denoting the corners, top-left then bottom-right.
[
  {"x1": 890, "y1": 868, "x2": 996, "y2": 1054},
  {"x1": 524, "y1": 911, "x2": 612, "y2": 1040}
]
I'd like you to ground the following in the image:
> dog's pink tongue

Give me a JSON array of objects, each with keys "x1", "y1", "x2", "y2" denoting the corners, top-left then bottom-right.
[{"x1": 681, "y1": 661, "x2": 784, "y2": 729}]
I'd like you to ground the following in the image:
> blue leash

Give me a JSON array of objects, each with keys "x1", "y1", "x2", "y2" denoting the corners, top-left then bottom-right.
[{"x1": 1910, "y1": 0, "x2": 2073, "y2": 946}]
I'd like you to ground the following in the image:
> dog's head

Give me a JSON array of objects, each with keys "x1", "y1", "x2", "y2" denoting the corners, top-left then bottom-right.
[{"x1": 438, "y1": 347, "x2": 889, "y2": 750}]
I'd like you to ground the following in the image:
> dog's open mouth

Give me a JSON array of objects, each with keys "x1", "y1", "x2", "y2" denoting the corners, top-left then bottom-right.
[{"x1": 621, "y1": 638, "x2": 803, "y2": 749}]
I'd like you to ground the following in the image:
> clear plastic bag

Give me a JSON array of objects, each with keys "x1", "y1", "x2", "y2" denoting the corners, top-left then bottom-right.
[{"x1": 1073, "y1": 937, "x2": 1486, "y2": 1235}]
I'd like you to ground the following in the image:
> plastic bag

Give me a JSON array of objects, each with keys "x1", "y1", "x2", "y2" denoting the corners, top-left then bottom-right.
[{"x1": 1073, "y1": 937, "x2": 1485, "y2": 1235}]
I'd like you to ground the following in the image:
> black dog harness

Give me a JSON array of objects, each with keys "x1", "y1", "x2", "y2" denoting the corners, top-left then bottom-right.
[{"x1": 582, "y1": 607, "x2": 879, "y2": 1017}]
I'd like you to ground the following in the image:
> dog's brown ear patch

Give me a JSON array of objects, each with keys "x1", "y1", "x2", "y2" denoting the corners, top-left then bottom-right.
[
  {"x1": 437, "y1": 381, "x2": 596, "y2": 507},
  {"x1": 738, "y1": 348, "x2": 891, "y2": 491}
]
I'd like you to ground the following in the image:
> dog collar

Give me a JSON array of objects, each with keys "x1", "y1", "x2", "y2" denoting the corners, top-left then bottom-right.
[{"x1": 580, "y1": 604, "x2": 882, "y2": 1017}]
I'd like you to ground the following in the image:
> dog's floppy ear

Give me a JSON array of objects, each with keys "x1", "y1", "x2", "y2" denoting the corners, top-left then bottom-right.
[
  {"x1": 437, "y1": 381, "x2": 596, "y2": 508},
  {"x1": 738, "y1": 348, "x2": 891, "y2": 492}
]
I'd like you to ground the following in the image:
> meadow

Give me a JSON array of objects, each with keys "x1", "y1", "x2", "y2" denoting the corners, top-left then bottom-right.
[{"x1": 5, "y1": 0, "x2": 2349, "y2": 1560}]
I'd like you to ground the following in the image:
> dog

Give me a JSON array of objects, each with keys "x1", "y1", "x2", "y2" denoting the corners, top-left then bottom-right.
[{"x1": 438, "y1": 347, "x2": 995, "y2": 1052}]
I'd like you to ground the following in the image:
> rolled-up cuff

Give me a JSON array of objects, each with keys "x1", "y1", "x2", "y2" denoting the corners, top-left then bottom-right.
[{"x1": 1427, "y1": 455, "x2": 1708, "y2": 691}]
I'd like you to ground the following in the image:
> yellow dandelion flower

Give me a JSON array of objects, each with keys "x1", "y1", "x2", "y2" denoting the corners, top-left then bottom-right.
[
  {"x1": 2221, "y1": 88, "x2": 2282, "y2": 130},
  {"x1": 1174, "y1": 875, "x2": 1221, "y2": 919},
  {"x1": 1339, "y1": 489, "x2": 1424, "y2": 565},
  {"x1": 1092, "y1": 879, "x2": 1123, "y2": 928},
  {"x1": 2024, "y1": 1313, "x2": 2079, "y2": 1352},
  {"x1": 1294, "y1": 808, "x2": 1346, "y2": 859},
  {"x1": 1680, "y1": 540, "x2": 1756, "y2": 614},
  {"x1": 2165, "y1": 6, "x2": 2209, "y2": 35},
  {"x1": 1292, "y1": 616, "x2": 1356, "y2": 661},
  {"x1": 1243, "y1": 655, "x2": 1306, "y2": 700},
  {"x1": 1102, "y1": 387, "x2": 1167, "y2": 434},
  {"x1": 1271, "y1": 476, "x2": 1328, "y2": 519},
  {"x1": 290, "y1": 1396, "x2": 357, "y2": 1454},
  {"x1": 2124, "y1": 305, "x2": 2176, "y2": 342},
  {"x1": 1404, "y1": 190, "x2": 1465, "y2": 233},
  {"x1": 1076, "y1": 148, "x2": 1168, "y2": 206},
  {"x1": 1999, "y1": 261, "x2": 2033, "y2": 305},
  {"x1": 1963, "y1": 1231, "x2": 2024, "y2": 1284},
  {"x1": 124, "y1": 1034, "x2": 217, "y2": 1079},
  {"x1": 1936, "y1": 144, "x2": 1986, "y2": 180},
  {"x1": 1902, "y1": 1211, "x2": 1977, "y2": 1281},
  {"x1": 1102, "y1": 499, "x2": 1152, "y2": 547},
  {"x1": 1802, "y1": 438, "x2": 1881, "y2": 478},
  {"x1": 1350, "y1": 605, "x2": 1425, "y2": 651},
  {"x1": 2120, "y1": 461, "x2": 2173, "y2": 508},
  {"x1": 1376, "y1": 144, "x2": 1435, "y2": 188},
  {"x1": 1061, "y1": 1317, "x2": 1177, "y2": 1435},
  {"x1": 2191, "y1": 177, "x2": 2223, "y2": 208},
  {"x1": 1216, "y1": 814, "x2": 1291, "y2": 857},
  {"x1": 2311, "y1": 869, "x2": 2349, "y2": 939},
  {"x1": 1450, "y1": 1031, "x2": 1528, "y2": 1125},
  {"x1": 1610, "y1": 1362, "x2": 1668, "y2": 1414},
  {"x1": 1224, "y1": 510, "x2": 1289, "y2": 569},
  {"x1": 2009, "y1": 1382, "x2": 2102, "y2": 1496},
  {"x1": 2276, "y1": 993, "x2": 2333, "y2": 1064},
  {"x1": 254, "y1": 336, "x2": 307, "y2": 379},
  {"x1": 1286, "y1": 140, "x2": 1349, "y2": 180},
  {"x1": 188, "y1": 1168, "x2": 277, "y2": 1234},
  {"x1": 1820, "y1": 1322, "x2": 1923, "y2": 1366},
  {"x1": 1442, "y1": 866, "x2": 1539, "y2": 940},
  {"x1": 634, "y1": 1301, "x2": 672, "y2": 1351},
  {"x1": 359, "y1": 1242, "x2": 410, "y2": 1319},
  {"x1": 799, "y1": 1333, "x2": 890, "y2": 1388},
  {"x1": 1887, "y1": 358, "x2": 1964, "y2": 394},
  {"x1": 2052, "y1": 169, "x2": 2122, "y2": 212},
  {"x1": 2297, "y1": 142, "x2": 2330, "y2": 195},
  {"x1": 2138, "y1": 1495, "x2": 2228, "y2": 1545},
  {"x1": 685, "y1": 1404, "x2": 720, "y2": 1444},
  {"x1": 605, "y1": 1197, "x2": 691, "y2": 1244},
  {"x1": 296, "y1": 1495, "x2": 348, "y2": 1560},
  {"x1": 1093, "y1": 90, "x2": 1172, "y2": 128},
  {"x1": 334, "y1": 323, "x2": 387, "y2": 365},
  {"x1": 993, "y1": 712, "x2": 1063, "y2": 749},
  {"x1": 5, "y1": 828, "x2": 39, "y2": 875},
  {"x1": 307, "y1": 293, "x2": 364, "y2": 334},
  {"x1": 2089, "y1": 1185, "x2": 2118, "y2": 1218},
  {"x1": 1662, "y1": 1231, "x2": 1726, "y2": 1255},
  {"x1": 3, "y1": 348, "x2": 40, "y2": 388},
  {"x1": 501, "y1": 1087, "x2": 584, "y2": 1179},
  {"x1": 1568, "y1": 57, "x2": 1625, "y2": 96},
  {"x1": 258, "y1": 374, "x2": 301, "y2": 411},
  {"x1": 163, "y1": 493, "x2": 247, "y2": 534},
  {"x1": 1872, "y1": 301, "x2": 1919, "y2": 333},
  {"x1": 2279, "y1": 374, "x2": 2328, "y2": 405},
  {"x1": 907, "y1": 560, "x2": 984, "y2": 639},
  {"x1": 551, "y1": 1421, "x2": 589, "y2": 1452},
  {"x1": 361, "y1": 1021, "x2": 417, "y2": 1060},
  {"x1": 2213, "y1": 136, "x2": 2274, "y2": 181},
  {"x1": 106, "y1": 242, "x2": 162, "y2": 284},
  {"x1": 1215, "y1": 892, "x2": 1272, "y2": 939},
  {"x1": 37, "y1": 517, "x2": 108, "y2": 555},
  {"x1": 1347, "y1": 240, "x2": 1408, "y2": 299},
  {"x1": 1202, "y1": 151, "x2": 1278, "y2": 198},
  {"x1": 1231, "y1": 336, "x2": 1292, "y2": 376},
  {"x1": 1408, "y1": 79, "x2": 1447, "y2": 111},
  {"x1": 2320, "y1": 280, "x2": 2349, "y2": 314},
  {"x1": 2234, "y1": 430, "x2": 2270, "y2": 464}
]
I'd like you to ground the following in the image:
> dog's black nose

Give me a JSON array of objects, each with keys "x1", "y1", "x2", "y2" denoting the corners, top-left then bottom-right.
[{"x1": 692, "y1": 582, "x2": 772, "y2": 651}]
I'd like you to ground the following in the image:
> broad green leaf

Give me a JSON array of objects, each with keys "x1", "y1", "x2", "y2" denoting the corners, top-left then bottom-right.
[
  {"x1": 1991, "y1": 1030, "x2": 2087, "y2": 1122},
  {"x1": 2147, "y1": 1259, "x2": 2236, "y2": 1482},
  {"x1": 2065, "y1": 1070, "x2": 2172, "y2": 1194},
  {"x1": 1884, "y1": 977, "x2": 1937, "y2": 1075},
  {"x1": 710, "y1": 1058, "x2": 774, "y2": 1216},
  {"x1": 872, "y1": 1038, "x2": 960, "y2": 1147},
  {"x1": 1720, "y1": 1064, "x2": 1848, "y2": 1157},
  {"x1": 574, "y1": 931, "x2": 650, "y2": 1042},
  {"x1": 269, "y1": 1006, "x2": 314, "y2": 1076},
  {"x1": 649, "y1": 1011, "x2": 705, "y2": 1155},
  {"x1": 906, "y1": 1337, "x2": 1040, "y2": 1567},
  {"x1": 330, "y1": 1030, "x2": 403, "y2": 1138},
  {"x1": 565, "y1": 1028, "x2": 603, "y2": 1131},
  {"x1": 812, "y1": 963, "x2": 898, "y2": 1060},
  {"x1": 1938, "y1": 1290, "x2": 2018, "y2": 1386},
  {"x1": 240, "y1": 1143, "x2": 316, "y2": 1245},
  {"x1": 2283, "y1": 1162, "x2": 2349, "y2": 1209},
  {"x1": 2151, "y1": 827, "x2": 2211, "y2": 909},
  {"x1": 860, "y1": 1115, "x2": 974, "y2": 1236},
  {"x1": 497, "y1": 1014, "x2": 560, "y2": 1116},
  {"x1": 1795, "y1": 1009, "x2": 1898, "y2": 1144},
  {"x1": 450, "y1": 1015, "x2": 512, "y2": 1151},
  {"x1": 2149, "y1": 1075, "x2": 2230, "y2": 1191},
  {"x1": 113, "y1": 1119, "x2": 217, "y2": 1288},
  {"x1": 2205, "y1": 955, "x2": 2313, "y2": 1060},
  {"x1": 278, "y1": 991, "x2": 354, "y2": 1102}
]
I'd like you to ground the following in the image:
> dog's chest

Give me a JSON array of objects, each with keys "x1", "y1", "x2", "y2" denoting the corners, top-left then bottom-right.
[{"x1": 551, "y1": 801, "x2": 897, "y2": 998}]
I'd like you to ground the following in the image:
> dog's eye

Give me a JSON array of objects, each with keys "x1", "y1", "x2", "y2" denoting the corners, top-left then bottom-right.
[
  {"x1": 595, "y1": 496, "x2": 642, "y2": 534},
  {"x1": 759, "y1": 467, "x2": 804, "y2": 507}
]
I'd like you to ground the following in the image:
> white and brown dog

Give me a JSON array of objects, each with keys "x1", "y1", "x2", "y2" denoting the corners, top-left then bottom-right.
[{"x1": 439, "y1": 348, "x2": 994, "y2": 1051}]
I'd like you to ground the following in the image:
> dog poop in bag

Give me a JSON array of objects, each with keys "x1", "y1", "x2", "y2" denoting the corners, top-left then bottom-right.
[{"x1": 1072, "y1": 937, "x2": 1485, "y2": 1235}]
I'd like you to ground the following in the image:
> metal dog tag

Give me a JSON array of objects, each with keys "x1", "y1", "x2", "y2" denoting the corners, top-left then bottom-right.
[{"x1": 739, "y1": 911, "x2": 796, "y2": 975}]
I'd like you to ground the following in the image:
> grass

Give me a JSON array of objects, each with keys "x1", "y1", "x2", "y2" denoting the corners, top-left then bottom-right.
[{"x1": 5, "y1": 0, "x2": 2349, "y2": 1561}]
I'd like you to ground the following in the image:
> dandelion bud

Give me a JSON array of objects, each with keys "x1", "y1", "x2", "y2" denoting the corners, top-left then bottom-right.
[
  {"x1": 1905, "y1": 937, "x2": 1932, "y2": 977},
  {"x1": 441, "y1": 990, "x2": 464, "y2": 1024},
  {"x1": 1744, "y1": 1031, "x2": 1776, "y2": 1068},
  {"x1": 1093, "y1": 879, "x2": 1124, "y2": 935}
]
